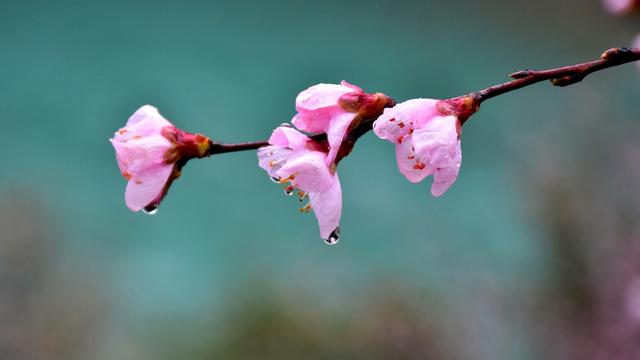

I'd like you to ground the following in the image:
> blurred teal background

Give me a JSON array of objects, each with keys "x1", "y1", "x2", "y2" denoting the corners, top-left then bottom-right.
[{"x1": 1, "y1": 0, "x2": 639, "y2": 359}]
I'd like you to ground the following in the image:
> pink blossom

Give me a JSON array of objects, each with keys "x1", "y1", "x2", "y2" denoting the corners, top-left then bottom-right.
[
  {"x1": 258, "y1": 126, "x2": 341, "y2": 243},
  {"x1": 111, "y1": 105, "x2": 211, "y2": 213},
  {"x1": 635, "y1": 35, "x2": 640, "y2": 71},
  {"x1": 373, "y1": 99, "x2": 462, "y2": 197},
  {"x1": 292, "y1": 81, "x2": 393, "y2": 167},
  {"x1": 602, "y1": 0, "x2": 640, "y2": 14}
]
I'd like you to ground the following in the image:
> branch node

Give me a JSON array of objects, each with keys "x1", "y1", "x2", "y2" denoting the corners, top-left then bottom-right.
[
  {"x1": 509, "y1": 69, "x2": 533, "y2": 79},
  {"x1": 550, "y1": 74, "x2": 585, "y2": 87}
]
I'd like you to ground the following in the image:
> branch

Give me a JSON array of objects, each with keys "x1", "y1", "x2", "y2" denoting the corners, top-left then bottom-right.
[
  {"x1": 473, "y1": 47, "x2": 640, "y2": 103},
  {"x1": 206, "y1": 47, "x2": 640, "y2": 155},
  {"x1": 209, "y1": 140, "x2": 270, "y2": 154}
]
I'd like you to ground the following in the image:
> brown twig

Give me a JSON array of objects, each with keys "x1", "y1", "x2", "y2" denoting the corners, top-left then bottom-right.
[
  {"x1": 208, "y1": 140, "x2": 270, "y2": 154},
  {"x1": 206, "y1": 47, "x2": 640, "y2": 155},
  {"x1": 473, "y1": 47, "x2": 640, "y2": 103}
]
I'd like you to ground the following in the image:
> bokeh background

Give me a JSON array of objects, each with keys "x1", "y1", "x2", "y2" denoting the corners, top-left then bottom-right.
[{"x1": 1, "y1": 0, "x2": 639, "y2": 359}]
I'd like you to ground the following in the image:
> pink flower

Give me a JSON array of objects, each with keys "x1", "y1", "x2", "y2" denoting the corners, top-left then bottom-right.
[
  {"x1": 258, "y1": 126, "x2": 342, "y2": 243},
  {"x1": 602, "y1": 0, "x2": 640, "y2": 14},
  {"x1": 373, "y1": 99, "x2": 463, "y2": 197},
  {"x1": 111, "y1": 105, "x2": 211, "y2": 213},
  {"x1": 292, "y1": 81, "x2": 393, "y2": 167},
  {"x1": 635, "y1": 35, "x2": 640, "y2": 71}
]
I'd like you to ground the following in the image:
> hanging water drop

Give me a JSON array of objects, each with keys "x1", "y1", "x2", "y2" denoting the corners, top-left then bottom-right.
[
  {"x1": 142, "y1": 206, "x2": 158, "y2": 215},
  {"x1": 284, "y1": 185, "x2": 295, "y2": 196},
  {"x1": 324, "y1": 227, "x2": 340, "y2": 245},
  {"x1": 270, "y1": 176, "x2": 281, "y2": 183}
]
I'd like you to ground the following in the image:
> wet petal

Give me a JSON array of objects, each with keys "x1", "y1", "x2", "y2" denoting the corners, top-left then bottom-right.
[
  {"x1": 373, "y1": 98, "x2": 440, "y2": 143},
  {"x1": 325, "y1": 112, "x2": 357, "y2": 166},
  {"x1": 431, "y1": 150, "x2": 461, "y2": 197},
  {"x1": 124, "y1": 105, "x2": 172, "y2": 132},
  {"x1": 268, "y1": 126, "x2": 310, "y2": 150},
  {"x1": 411, "y1": 115, "x2": 462, "y2": 196},
  {"x1": 110, "y1": 136, "x2": 172, "y2": 175},
  {"x1": 124, "y1": 164, "x2": 174, "y2": 211},
  {"x1": 257, "y1": 145, "x2": 295, "y2": 179},
  {"x1": 277, "y1": 151, "x2": 334, "y2": 193},
  {"x1": 291, "y1": 109, "x2": 334, "y2": 133},
  {"x1": 295, "y1": 83, "x2": 354, "y2": 112},
  {"x1": 411, "y1": 115, "x2": 459, "y2": 159},
  {"x1": 308, "y1": 174, "x2": 342, "y2": 239},
  {"x1": 395, "y1": 138, "x2": 430, "y2": 183}
]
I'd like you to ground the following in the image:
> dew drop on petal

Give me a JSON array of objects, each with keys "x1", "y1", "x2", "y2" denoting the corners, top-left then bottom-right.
[
  {"x1": 284, "y1": 185, "x2": 295, "y2": 196},
  {"x1": 324, "y1": 227, "x2": 340, "y2": 245},
  {"x1": 270, "y1": 176, "x2": 281, "y2": 183},
  {"x1": 142, "y1": 206, "x2": 158, "y2": 215}
]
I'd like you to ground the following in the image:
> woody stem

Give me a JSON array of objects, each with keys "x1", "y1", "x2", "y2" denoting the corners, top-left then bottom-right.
[
  {"x1": 472, "y1": 47, "x2": 640, "y2": 103},
  {"x1": 207, "y1": 47, "x2": 640, "y2": 154}
]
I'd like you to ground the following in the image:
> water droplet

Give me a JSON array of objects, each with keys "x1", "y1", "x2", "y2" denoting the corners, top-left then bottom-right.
[
  {"x1": 284, "y1": 186, "x2": 295, "y2": 196},
  {"x1": 324, "y1": 227, "x2": 340, "y2": 245},
  {"x1": 270, "y1": 176, "x2": 281, "y2": 183},
  {"x1": 142, "y1": 206, "x2": 158, "y2": 215}
]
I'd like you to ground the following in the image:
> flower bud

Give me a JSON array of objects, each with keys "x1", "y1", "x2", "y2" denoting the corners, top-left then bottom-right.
[{"x1": 110, "y1": 105, "x2": 211, "y2": 213}]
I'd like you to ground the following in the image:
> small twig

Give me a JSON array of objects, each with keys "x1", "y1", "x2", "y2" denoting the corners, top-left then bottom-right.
[
  {"x1": 209, "y1": 140, "x2": 270, "y2": 154},
  {"x1": 473, "y1": 47, "x2": 640, "y2": 102},
  {"x1": 206, "y1": 47, "x2": 640, "y2": 155}
]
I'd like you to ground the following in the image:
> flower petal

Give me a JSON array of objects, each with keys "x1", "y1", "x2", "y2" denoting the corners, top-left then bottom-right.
[
  {"x1": 411, "y1": 115, "x2": 459, "y2": 158},
  {"x1": 395, "y1": 138, "x2": 430, "y2": 183},
  {"x1": 308, "y1": 174, "x2": 342, "y2": 239},
  {"x1": 126, "y1": 105, "x2": 172, "y2": 127},
  {"x1": 339, "y1": 80, "x2": 363, "y2": 92},
  {"x1": 268, "y1": 126, "x2": 310, "y2": 150},
  {"x1": 295, "y1": 83, "x2": 354, "y2": 112},
  {"x1": 602, "y1": 0, "x2": 636, "y2": 14},
  {"x1": 277, "y1": 151, "x2": 334, "y2": 193},
  {"x1": 373, "y1": 98, "x2": 440, "y2": 143},
  {"x1": 325, "y1": 112, "x2": 357, "y2": 166},
  {"x1": 635, "y1": 35, "x2": 640, "y2": 72},
  {"x1": 257, "y1": 145, "x2": 295, "y2": 179},
  {"x1": 110, "y1": 136, "x2": 172, "y2": 175},
  {"x1": 291, "y1": 109, "x2": 334, "y2": 133},
  {"x1": 411, "y1": 115, "x2": 462, "y2": 196},
  {"x1": 124, "y1": 164, "x2": 174, "y2": 211},
  {"x1": 431, "y1": 151, "x2": 461, "y2": 197}
]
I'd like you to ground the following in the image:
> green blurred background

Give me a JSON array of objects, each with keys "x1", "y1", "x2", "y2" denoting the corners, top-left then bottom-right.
[{"x1": 1, "y1": 0, "x2": 639, "y2": 359}]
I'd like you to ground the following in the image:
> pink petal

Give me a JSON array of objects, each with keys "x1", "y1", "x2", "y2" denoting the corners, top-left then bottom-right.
[
  {"x1": 394, "y1": 138, "x2": 430, "y2": 183},
  {"x1": 291, "y1": 109, "x2": 334, "y2": 133},
  {"x1": 268, "y1": 126, "x2": 311, "y2": 150},
  {"x1": 110, "y1": 136, "x2": 172, "y2": 175},
  {"x1": 602, "y1": 0, "x2": 635, "y2": 14},
  {"x1": 126, "y1": 105, "x2": 172, "y2": 128},
  {"x1": 339, "y1": 80, "x2": 363, "y2": 92},
  {"x1": 431, "y1": 150, "x2": 461, "y2": 197},
  {"x1": 295, "y1": 83, "x2": 354, "y2": 112},
  {"x1": 635, "y1": 35, "x2": 640, "y2": 71},
  {"x1": 411, "y1": 115, "x2": 459, "y2": 156},
  {"x1": 373, "y1": 99, "x2": 440, "y2": 143},
  {"x1": 308, "y1": 174, "x2": 342, "y2": 239},
  {"x1": 411, "y1": 115, "x2": 462, "y2": 197},
  {"x1": 257, "y1": 145, "x2": 294, "y2": 179},
  {"x1": 124, "y1": 164, "x2": 174, "y2": 211},
  {"x1": 277, "y1": 151, "x2": 334, "y2": 193},
  {"x1": 325, "y1": 112, "x2": 357, "y2": 166}
]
